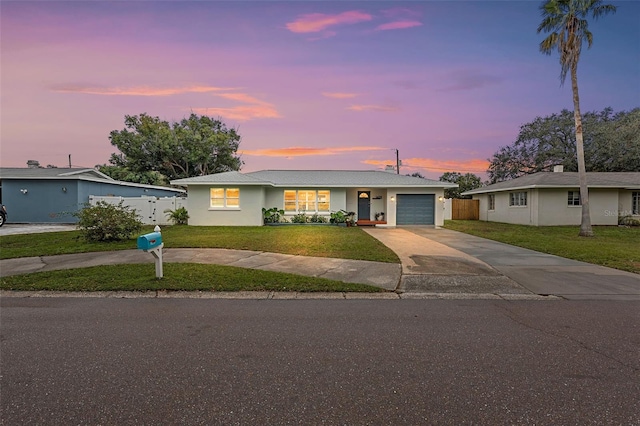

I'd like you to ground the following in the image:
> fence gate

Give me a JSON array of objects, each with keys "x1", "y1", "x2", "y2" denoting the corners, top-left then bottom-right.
[{"x1": 452, "y1": 199, "x2": 479, "y2": 220}]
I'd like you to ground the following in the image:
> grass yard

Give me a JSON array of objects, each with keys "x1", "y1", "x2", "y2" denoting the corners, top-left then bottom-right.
[
  {"x1": 443, "y1": 220, "x2": 640, "y2": 274},
  {"x1": 0, "y1": 225, "x2": 399, "y2": 263},
  {"x1": 0, "y1": 263, "x2": 385, "y2": 293}
]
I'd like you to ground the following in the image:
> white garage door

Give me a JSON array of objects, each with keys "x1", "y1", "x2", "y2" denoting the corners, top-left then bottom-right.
[{"x1": 396, "y1": 194, "x2": 435, "y2": 225}]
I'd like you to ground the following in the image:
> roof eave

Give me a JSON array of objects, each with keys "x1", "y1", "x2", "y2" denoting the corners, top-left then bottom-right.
[{"x1": 463, "y1": 184, "x2": 639, "y2": 196}]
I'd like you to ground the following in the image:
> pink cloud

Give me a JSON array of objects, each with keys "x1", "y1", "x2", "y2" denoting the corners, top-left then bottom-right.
[
  {"x1": 322, "y1": 92, "x2": 359, "y2": 99},
  {"x1": 375, "y1": 21, "x2": 422, "y2": 31},
  {"x1": 241, "y1": 146, "x2": 386, "y2": 157},
  {"x1": 217, "y1": 93, "x2": 267, "y2": 104},
  {"x1": 348, "y1": 104, "x2": 399, "y2": 112},
  {"x1": 51, "y1": 85, "x2": 236, "y2": 96},
  {"x1": 195, "y1": 106, "x2": 280, "y2": 121},
  {"x1": 363, "y1": 158, "x2": 489, "y2": 174},
  {"x1": 286, "y1": 11, "x2": 372, "y2": 33},
  {"x1": 193, "y1": 92, "x2": 281, "y2": 121}
]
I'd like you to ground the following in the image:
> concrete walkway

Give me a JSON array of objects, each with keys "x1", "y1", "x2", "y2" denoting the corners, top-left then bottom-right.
[{"x1": 387, "y1": 227, "x2": 640, "y2": 301}]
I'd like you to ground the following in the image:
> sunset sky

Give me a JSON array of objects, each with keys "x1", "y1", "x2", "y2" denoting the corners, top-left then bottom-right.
[{"x1": 2, "y1": 0, "x2": 638, "y2": 179}]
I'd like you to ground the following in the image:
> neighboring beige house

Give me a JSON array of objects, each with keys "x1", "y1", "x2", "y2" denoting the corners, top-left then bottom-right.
[
  {"x1": 171, "y1": 170, "x2": 456, "y2": 227},
  {"x1": 462, "y1": 168, "x2": 640, "y2": 226}
]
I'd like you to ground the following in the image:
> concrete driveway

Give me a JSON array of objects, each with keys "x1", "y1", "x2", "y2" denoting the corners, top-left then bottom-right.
[
  {"x1": 0, "y1": 224, "x2": 76, "y2": 236},
  {"x1": 375, "y1": 227, "x2": 640, "y2": 301}
]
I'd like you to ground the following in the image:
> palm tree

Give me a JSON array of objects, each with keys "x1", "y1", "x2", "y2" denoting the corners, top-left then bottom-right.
[{"x1": 537, "y1": 0, "x2": 616, "y2": 237}]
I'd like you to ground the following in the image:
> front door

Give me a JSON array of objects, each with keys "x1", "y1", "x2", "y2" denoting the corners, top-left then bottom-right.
[{"x1": 357, "y1": 191, "x2": 370, "y2": 221}]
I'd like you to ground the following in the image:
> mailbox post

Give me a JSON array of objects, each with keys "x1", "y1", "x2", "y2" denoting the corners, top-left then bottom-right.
[{"x1": 137, "y1": 226, "x2": 164, "y2": 278}]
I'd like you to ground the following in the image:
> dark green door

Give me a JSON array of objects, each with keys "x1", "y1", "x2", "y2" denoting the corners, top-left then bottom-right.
[
  {"x1": 358, "y1": 191, "x2": 370, "y2": 220},
  {"x1": 396, "y1": 194, "x2": 435, "y2": 225}
]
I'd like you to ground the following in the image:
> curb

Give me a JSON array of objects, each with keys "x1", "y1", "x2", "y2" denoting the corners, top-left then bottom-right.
[{"x1": 0, "y1": 290, "x2": 560, "y2": 300}]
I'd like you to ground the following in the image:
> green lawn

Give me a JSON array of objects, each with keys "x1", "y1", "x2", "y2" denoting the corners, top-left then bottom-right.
[
  {"x1": 443, "y1": 220, "x2": 640, "y2": 274},
  {"x1": 0, "y1": 225, "x2": 400, "y2": 263},
  {"x1": 0, "y1": 263, "x2": 385, "y2": 293}
]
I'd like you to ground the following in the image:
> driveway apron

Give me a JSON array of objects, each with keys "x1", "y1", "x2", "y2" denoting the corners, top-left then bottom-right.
[
  {"x1": 396, "y1": 226, "x2": 640, "y2": 300},
  {"x1": 363, "y1": 228, "x2": 533, "y2": 297}
]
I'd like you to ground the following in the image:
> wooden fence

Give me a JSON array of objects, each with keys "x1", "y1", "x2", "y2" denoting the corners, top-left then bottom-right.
[{"x1": 452, "y1": 199, "x2": 479, "y2": 220}]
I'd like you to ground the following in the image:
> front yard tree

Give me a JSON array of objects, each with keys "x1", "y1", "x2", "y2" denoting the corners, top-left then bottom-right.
[
  {"x1": 537, "y1": 0, "x2": 616, "y2": 237},
  {"x1": 101, "y1": 113, "x2": 242, "y2": 183},
  {"x1": 439, "y1": 172, "x2": 483, "y2": 199}
]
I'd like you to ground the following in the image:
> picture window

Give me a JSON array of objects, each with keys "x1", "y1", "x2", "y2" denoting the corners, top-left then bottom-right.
[{"x1": 210, "y1": 188, "x2": 240, "y2": 208}]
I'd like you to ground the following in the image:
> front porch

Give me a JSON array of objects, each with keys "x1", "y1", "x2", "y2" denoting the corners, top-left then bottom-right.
[{"x1": 356, "y1": 220, "x2": 388, "y2": 227}]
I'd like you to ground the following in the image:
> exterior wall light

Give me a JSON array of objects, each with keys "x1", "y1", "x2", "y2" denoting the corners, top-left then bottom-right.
[
  {"x1": 438, "y1": 196, "x2": 444, "y2": 202},
  {"x1": 390, "y1": 196, "x2": 395, "y2": 202}
]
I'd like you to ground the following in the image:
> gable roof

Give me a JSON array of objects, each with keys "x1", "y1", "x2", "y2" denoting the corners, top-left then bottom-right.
[
  {"x1": 463, "y1": 172, "x2": 640, "y2": 195},
  {"x1": 0, "y1": 167, "x2": 185, "y2": 193},
  {"x1": 171, "y1": 170, "x2": 457, "y2": 188},
  {"x1": 0, "y1": 167, "x2": 113, "y2": 180}
]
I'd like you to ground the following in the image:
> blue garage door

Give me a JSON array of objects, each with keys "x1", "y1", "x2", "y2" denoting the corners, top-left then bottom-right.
[{"x1": 396, "y1": 194, "x2": 435, "y2": 225}]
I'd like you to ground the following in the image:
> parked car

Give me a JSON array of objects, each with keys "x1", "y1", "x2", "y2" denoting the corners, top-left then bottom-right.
[{"x1": 0, "y1": 204, "x2": 7, "y2": 226}]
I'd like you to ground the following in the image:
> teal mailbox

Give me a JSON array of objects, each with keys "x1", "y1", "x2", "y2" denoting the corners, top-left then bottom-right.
[{"x1": 137, "y1": 232, "x2": 163, "y2": 251}]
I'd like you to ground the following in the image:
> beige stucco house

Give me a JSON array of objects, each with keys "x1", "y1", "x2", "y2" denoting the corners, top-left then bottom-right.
[
  {"x1": 462, "y1": 170, "x2": 640, "y2": 226},
  {"x1": 171, "y1": 170, "x2": 456, "y2": 227}
]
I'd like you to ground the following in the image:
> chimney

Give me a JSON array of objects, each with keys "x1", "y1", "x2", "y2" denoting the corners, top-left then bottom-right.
[
  {"x1": 553, "y1": 165, "x2": 564, "y2": 173},
  {"x1": 26, "y1": 160, "x2": 41, "y2": 169}
]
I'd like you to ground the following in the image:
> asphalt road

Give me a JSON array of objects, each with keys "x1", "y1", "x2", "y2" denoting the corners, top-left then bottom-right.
[{"x1": 1, "y1": 298, "x2": 638, "y2": 425}]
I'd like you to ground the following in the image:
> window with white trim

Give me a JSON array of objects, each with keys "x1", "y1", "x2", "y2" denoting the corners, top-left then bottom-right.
[
  {"x1": 567, "y1": 191, "x2": 581, "y2": 206},
  {"x1": 283, "y1": 190, "x2": 330, "y2": 212},
  {"x1": 509, "y1": 192, "x2": 527, "y2": 207},
  {"x1": 488, "y1": 194, "x2": 495, "y2": 210},
  {"x1": 633, "y1": 192, "x2": 640, "y2": 215},
  {"x1": 210, "y1": 188, "x2": 239, "y2": 208}
]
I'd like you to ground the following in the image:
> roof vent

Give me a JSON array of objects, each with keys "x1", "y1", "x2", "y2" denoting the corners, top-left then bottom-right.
[
  {"x1": 27, "y1": 160, "x2": 41, "y2": 168},
  {"x1": 553, "y1": 165, "x2": 564, "y2": 173},
  {"x1": 384, "y1": 165, "x2": 396, "y2": 173}
]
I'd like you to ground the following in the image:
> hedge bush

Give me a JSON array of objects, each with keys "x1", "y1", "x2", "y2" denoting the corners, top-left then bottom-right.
[{"x1": 74, "y1": 201, "x2": 143, "y2": 242}]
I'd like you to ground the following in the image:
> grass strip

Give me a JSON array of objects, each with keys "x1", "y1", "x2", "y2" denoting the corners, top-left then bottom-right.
[
  {"x1": 0, "y1": 226, "x2": 399, "y2": 263},
  {"x1": 0, "y1": 263, "x2": 386, "y2": 293},
  {"x1": 443, "y1": 220, "x2": 640, "y2": 274}
]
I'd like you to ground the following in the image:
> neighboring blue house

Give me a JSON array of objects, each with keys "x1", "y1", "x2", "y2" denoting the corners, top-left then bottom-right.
[{"x1": 0, "y1": 166, "x2": 185, "y2": 223}]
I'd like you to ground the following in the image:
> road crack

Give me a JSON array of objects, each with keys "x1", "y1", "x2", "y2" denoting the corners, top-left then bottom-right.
[{"x1": 495, "y1": 303, "x2": 639, "y2": 373}]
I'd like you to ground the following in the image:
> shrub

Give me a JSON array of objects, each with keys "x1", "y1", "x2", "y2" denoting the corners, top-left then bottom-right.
[
  {"x1": 262, "y1": 207, "x2": 285, "y2": 224},
  {"x1": 310, "y1": 213, "x2": 328, "y2": 223},
  {"x1": 330, "y1": 210, "x2": 347, "y2": 224},
  {"x1": 74, "y1": 201, "x2": 143, "y2": 242},
  {"x1": 165, "y1": 206, "x2": 189, "y2": 225},
  {"x1": 619, "y1": 215, "x2": 640, "y2": 227},
  {"x1": 291, "y1": 212, "x2": 309, "y2": 223},
  {"x1": 329, "y1": 210, "x2": 356, "y2": 226}
]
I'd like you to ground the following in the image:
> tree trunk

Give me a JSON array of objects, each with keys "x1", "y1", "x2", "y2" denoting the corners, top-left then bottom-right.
[{"x1": 571, "y1": 64, "x2": 594, "y2": 237}]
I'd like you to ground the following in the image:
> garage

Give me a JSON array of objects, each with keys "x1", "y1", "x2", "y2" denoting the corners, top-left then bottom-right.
[{"x1": 396, "y1": 194, "x2": 435, "y2": 225}]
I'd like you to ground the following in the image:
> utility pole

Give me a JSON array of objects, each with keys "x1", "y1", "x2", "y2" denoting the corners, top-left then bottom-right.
[{"x1": 394, "y1": 149, "x2": 400, "y2": 174}]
